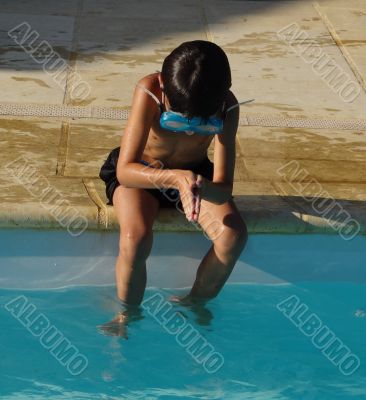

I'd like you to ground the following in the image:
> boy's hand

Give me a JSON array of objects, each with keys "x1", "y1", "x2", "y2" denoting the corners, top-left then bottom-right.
[
  {"x1": 192, "y1": 174, "x2": 207, "y2": 221},
  {"x1": 174, "y1": 170, "x2": 206, "y2": 222},
  {"x1": 195, "y1": 174, "x2": 206, "y2": 195}
]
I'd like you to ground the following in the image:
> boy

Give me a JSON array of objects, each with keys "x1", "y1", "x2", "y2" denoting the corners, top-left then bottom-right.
[{"x1": 99, "y1": 40, "x2": 247, "y2": 327}]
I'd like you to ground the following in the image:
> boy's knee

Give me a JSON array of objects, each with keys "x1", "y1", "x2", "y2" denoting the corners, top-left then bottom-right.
[
  {"x1": 215, "y1": 222, "x2": 247, "y2": 257},
  {"x1": 119, "y1": 227, "x2": 153, "y2": 261}
]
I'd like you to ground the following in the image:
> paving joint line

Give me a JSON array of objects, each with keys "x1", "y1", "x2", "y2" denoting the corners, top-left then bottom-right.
[
  {"x1": 199, "y1": 0, "x2": 214, "y2": 43},
  {"x1": 82, "y1": 178, "x2": 109, "y2": 228},
  {"x1": 56, "y1": 121, "x2": 70, "y2": 176},
  {"x1": 312, "y1": 1, "x2": 366, "y2": 94},
  {"x1": 63, "y1": 0, "x2": 84, "y2": 105}
]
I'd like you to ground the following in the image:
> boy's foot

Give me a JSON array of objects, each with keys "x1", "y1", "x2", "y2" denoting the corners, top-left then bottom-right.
[
  {"x1": 169, "y1": 294, "x2": 214, "y2": 327},
  {"x1": 97, "y1": 313, "x2": 129, "y2": 338},
  {"x1": 97, "y1": 308, "x2": 143, "y2": 338},
  {"x1": 169, "y1": 294, "x2": 194, "y2": 305}
]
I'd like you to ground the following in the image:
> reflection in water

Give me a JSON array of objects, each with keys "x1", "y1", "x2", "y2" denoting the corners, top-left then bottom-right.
[{"x1": 98, "y1": 291, "x2": 215, "y2": 338}]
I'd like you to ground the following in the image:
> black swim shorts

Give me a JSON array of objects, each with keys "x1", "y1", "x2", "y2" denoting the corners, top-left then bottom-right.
[{"x1": 99, "y1": 146, "x2": 216, "y2": 208}]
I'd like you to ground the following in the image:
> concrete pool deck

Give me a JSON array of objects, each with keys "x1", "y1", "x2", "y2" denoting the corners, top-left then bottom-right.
[{"x1": 0, "y1": 0, "x2": 365, "y2": 234}]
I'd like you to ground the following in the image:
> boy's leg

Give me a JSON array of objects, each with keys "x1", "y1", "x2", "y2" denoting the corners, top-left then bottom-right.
[
  {"x1": 189, "y1": 198, "x2": 247, "y2": 299},
  {"x1": 112, "y1": 186, "x2": 160, "y2": 305}
]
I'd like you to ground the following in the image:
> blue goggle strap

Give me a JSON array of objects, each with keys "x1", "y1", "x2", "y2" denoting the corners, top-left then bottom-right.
[{"x1": 226, "y1": 98, "x2": 255, "y2": 113}]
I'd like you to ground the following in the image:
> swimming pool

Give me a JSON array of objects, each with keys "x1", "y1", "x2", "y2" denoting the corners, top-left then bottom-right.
[{"x1": 1, "y1": 230, "x2": 365, "y2": 399}]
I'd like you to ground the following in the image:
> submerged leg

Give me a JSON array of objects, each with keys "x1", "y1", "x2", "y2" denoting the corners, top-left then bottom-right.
[
  {"x1": 190, "y1": 198, "x2": 247, "y2": 299},
  {"x1": 98, "y1": 186, "x2": 159, "y2": 337},
  {"x1": 113, "y1": 186, "x2": 160, "y2": 305}
]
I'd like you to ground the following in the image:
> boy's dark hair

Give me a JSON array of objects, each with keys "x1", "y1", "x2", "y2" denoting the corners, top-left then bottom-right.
[{"x1": 161, "y1": 40, "x2": 231, "y2": 121}]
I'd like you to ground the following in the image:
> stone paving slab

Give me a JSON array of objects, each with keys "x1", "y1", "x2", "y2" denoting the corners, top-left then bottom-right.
[
  {"x1": 273, "y1": 181, "x2": 366, "y2": 201},
  {"x1": 317, "y1": 0, "x2": 366, "y2": 7},
  {"x1": 0, "y1": 70, "x2": 67, "y2": 104},
  {"x1": 64, "y1": 146, "x2": 112, "y2": 177},
  {"x1": 321, "y1": 7, "x2": 366, "y2": 30},
  {"x1": 0, "y1": 0, "x2": 79, "y2": 16},
  {"x1": 70, "y1": 70, "x2": 142, "y2": 107},
  {"x1": 76, "y1": 17, "x2": 206, "y2": 45},
  {"x1": 238, "y1": 126, "x2": 366, "y2": 162},
  {"x1": 0, "y1": 43, "x2": 72, "y2": 71},
  {"x1": 82, "y1": 0, "x2": 198, "y2": 19},
  {"x1": 278, "y1": 195, "x2": 366, "y2": 236},
  {"x1": 316, "y1": 5, "x2": 366, "y2": 87},
  {"x1": 0, "y1": 176, "x2": 98, "y2": 229},
  {"x1": 74, "y1": 44, "x2": 166, "y2": 74},
  {"x1": 208, "y1": 2, "x2": 366, "y2": 119},
  {"x1": 68, "y1": 119, "x2": 123, "y2": 149},
  {"x1": 0, "y1": 117, "x2": 62, "y2": 147},
  {"x1": 0, "y1": 13, "x2": 75, "y2": 44},
  {"x1": 243, "y1": 157, "x2": 365, "y2": 183},
  {"x1": 0, "y1": 118, "x2": 62, "y2": 177}
]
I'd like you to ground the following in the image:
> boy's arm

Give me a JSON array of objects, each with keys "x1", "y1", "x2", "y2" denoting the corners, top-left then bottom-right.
[
  {"x1": 200, "y1": 90, "x2": 239, "y2": 204},
  {"x1": 116, "y1": 76, "x2": 178, "y2": 189}
]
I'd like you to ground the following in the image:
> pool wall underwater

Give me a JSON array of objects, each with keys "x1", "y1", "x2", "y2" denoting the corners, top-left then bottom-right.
[{"x1": 0, "y1": 229, "x2": 365, "y2": 289}]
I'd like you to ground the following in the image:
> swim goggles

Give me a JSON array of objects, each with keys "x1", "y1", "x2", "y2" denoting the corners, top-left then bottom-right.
[
  {"x1": 160, "y1": 99, "x2": 255, "y2": 135},
  {"x1": 160, "y1": 111, "x2": 224, "y2": 135}
]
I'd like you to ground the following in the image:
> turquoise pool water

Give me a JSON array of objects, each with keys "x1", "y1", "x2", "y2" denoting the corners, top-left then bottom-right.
[{"x1": 1, "y1": 282, "x2": 365, "y2": 399}]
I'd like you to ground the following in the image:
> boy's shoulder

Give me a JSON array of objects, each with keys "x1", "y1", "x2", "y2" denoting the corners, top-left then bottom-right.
[{"x1": 137, "y1": 72, "x2": 160, "y2": 92}]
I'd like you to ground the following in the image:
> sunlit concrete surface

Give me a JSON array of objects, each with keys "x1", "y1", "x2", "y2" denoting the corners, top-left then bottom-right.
[{"x1": 0, "y1": 0, "x2": 365, "y2": 233}]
